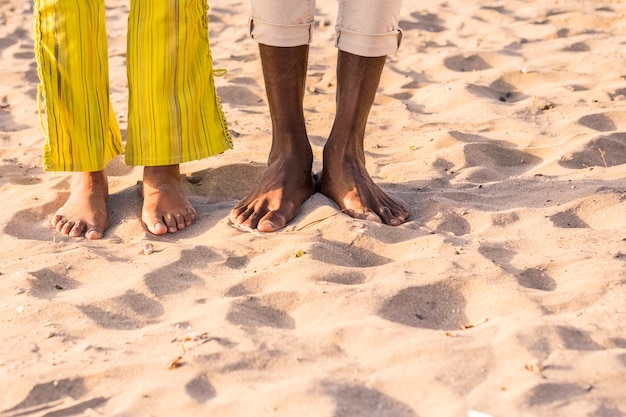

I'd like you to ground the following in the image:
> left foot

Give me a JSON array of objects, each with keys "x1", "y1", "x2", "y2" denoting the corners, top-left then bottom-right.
[
  {"x1": 317, "y1": 51, "x2": 408, "y2": 226},
  {"x1": 317, "y1": 148, "x2": 409, "y2": 226},
  {"x1": 141, "y1": 165, "x2": 196, "y2": 235}
]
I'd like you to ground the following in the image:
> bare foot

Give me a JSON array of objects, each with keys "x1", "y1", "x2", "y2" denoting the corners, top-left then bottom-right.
[
  {"x1": 229, "y1": 156, "x2": 315, "y2": 232},
  {"x1": 51, "y1": 171, "x2": 109, "y2": 239},
  {"x1": 141, "y1": 165, "x2": 196, "y2": 235},
  {"x1": 317, "y1": 147, "x2": 409, "y2": 226}
]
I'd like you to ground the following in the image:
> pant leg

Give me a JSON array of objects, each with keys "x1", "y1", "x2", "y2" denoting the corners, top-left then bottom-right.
[
  {"x1": 34, "y1": 0, "x2": 123, "y2": 172},
  {"x1": 336, "y1": 0, "x2": 403, "y2": 57},
  {"x1": 125, "y1": 0, "x2": 232, "y2": 166},
  {"x1": 249, "y1": 0, "x2": 315, "y2": 47}
]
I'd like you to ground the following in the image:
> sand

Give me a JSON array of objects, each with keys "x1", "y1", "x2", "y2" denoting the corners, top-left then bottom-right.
[{"x1": 1, "y1": 0, "x2": 625, "y2": 416}]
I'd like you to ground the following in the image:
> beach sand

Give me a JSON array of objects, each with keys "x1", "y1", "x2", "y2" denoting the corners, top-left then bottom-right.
[{"x1": 1, "y1": 0, "x2": 625, "y2": 416}]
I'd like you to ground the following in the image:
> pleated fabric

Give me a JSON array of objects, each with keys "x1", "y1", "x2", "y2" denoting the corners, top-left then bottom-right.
[{"x1": 34, "y1": 0, "x2": 232, "y2": 172}]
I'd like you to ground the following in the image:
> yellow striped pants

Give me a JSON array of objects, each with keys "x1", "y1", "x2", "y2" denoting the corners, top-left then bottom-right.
[{"x1": 34, "y1": 0, "x2": 232, "y2": 172}]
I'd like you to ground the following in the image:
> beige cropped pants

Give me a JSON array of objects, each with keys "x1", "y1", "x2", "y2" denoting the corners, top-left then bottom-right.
[{"x1": 249, "y1": 0, "x2": 403, "y2": 57}]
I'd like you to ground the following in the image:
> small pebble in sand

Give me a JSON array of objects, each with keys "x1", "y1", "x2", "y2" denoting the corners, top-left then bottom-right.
[
  {"x1": 539, "y1": 101, "x2": 554, "y2": 110},
  {"x1": 140, "y1": 242, "x2": 154, "y2": 255}
]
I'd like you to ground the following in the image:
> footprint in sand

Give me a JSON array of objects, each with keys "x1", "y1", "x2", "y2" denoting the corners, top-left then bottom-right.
[
  {"x1": 144, "y1": 246, "x2": 222, "y2": 297},
  {"x1": 216, "y1": 85, "x2": 264, "y2": 107},
  {"x1": 78, "y1": 290, "x2": 165, "y2": 330},
  {"x1": 518, "y1": 267, "x2": 557, "y2": 292},
  {"x1": 27, "y1": 266, "x2": 82, "y2": 298},
  {"x1": 526, "y1": 382, "x2": 589, "y2": 407},
  {"x1": 378, "y1": 282, "x2": 468, "y2": 330},
  {"x1": 444, "y1": 54, "x2": 491, "y2": 72},
  {"x1": 224, "y1": 272, "x2": 278, "y2": 297},
  {"x1": 308, "y1": 239, "x2": 393, "y2": 268},
  {"x1": 560, "y1": 132, "x2": 626, "y2": 169},
  {"x1": 226, "y1": 296, "x2": 295, "y2": 330},
  {"x1": 478, "y1": 243, "x2": 557, "y2": 291},
  {"x1": 549, "y1": 209, "x2": 589, "y2": 229},
  {"x1": 322, "y1": 380, "x2": 418, "y2": 417},
  {"x1": 466, "y1": 79, "x2": 523, "y2": 103},
  {"x1": 426, "y1": 209, "x2": 471, "y2": 236},
  {"x1": 1, "y1": 377, "x2": 108, "y2": 416},
  {"x1": 403, "y1": 11, "x2": 445, "y2": 33},
  {"x1": 578, "y1": 113, "x2": 618, "y2": 132},
  {"x1": 185, "y1": 373, "x2": 216, "y2": 404},
  {"x1": 564, "y1": 41, "x2": 590, "y2": 52}
]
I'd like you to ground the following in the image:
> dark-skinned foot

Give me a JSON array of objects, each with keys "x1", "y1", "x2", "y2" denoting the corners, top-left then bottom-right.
[
  {"x1": 231, "y1": 44, "x2": 315, "y2": 232},
  {"x1": 229, "y1": 158, "x2": 315, "y2": 232},
  {"x1": 317, "y1": 153, "x2": 409, "y2": 226},
  {"x1": 141, "y1": 165, "x2": 196, "y2": 235},
  {"x1": 51, "y1": 171, "x2": 109, "y2": 239}
]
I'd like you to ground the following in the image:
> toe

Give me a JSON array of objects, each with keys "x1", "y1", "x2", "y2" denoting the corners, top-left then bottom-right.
[
  {"x1": 186, "y1": 207, "x2": 196, "y2": 223},
  {"x1": 175, "y1": 213, "x2": 186, "y2": 230},
  {"x1": 257, "y1": 211, "x2": 286, "y2": 232},
  {"x1": 229, "y1": 205, "x2": 248, "y2": 224},
  {"x1": 394, "y1": 207, "x2": 409, "y2": 224},
  {"x1": 69, "y1": 220, "x2": 86, "y2": 237},
  {"x1": 152, "y1": 222, "x2": 168, "y2": 235},
  {"x1": 163, "y1": 214, "x2": 179, "y2": 233},
  {"x1": 85, "y1": 227, "x2": 104, "y2": 240},
  {"x1": 232, "y1": 206, "x2": 254, "y2": 226},
  {"x1": 50, "y1": 214, "x2": 64, "y2": 228},
  {"x1": 379, "y1": 206, "x2": 405, "y2": 226},
  {"x1": 60, "y1": 220, "x2": 75, "y2": 235},
  {"x1": 53, "y1": 218, "x2": 67, "y2": 232},
  {"x1": 242, "y1": 210, "x2": 263, "y2": 230},
  {"x1": 349, "y1": 208, "x2": 382, "y2": 224},
  {"x1": 144, "y1": 214, "x2": 168, "y2": 235},
  {"x1": 378, "y1": 206, "x2": 394, "y2": 224}
]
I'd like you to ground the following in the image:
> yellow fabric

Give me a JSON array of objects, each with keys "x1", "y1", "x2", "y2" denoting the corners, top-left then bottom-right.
[
  {"x1": 34, "y1": 0, "x2": 123, "y2": 172},
  {"x1": 34, "y1": 0, "x2": 232, "y2": 172}
]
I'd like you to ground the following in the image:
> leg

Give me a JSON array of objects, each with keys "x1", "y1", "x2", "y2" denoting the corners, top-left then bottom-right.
[
  {"x1": 229, "y1": 44, "x2": 315, "y2": 232},
  {"x1": 316, "y1": 51, "x2": 408, "y2": 225},
  {"x1": 34, "y1": 0, "x2": 124, "y2": 239},
  {"x1": 126, "y1": 0, "x2": 231, "y2": 234}
]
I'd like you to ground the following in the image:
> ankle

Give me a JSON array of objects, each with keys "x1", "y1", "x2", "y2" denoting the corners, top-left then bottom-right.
[
  {"x1": 71, "y1": 171, "x2": 107, "y2": 190},
  {"x1": 268, "y1": 140, "x2": 313, "y2": 167},
  {"x1": 323, "y1": 140, "x2": 365, "y2": 166},
  {"x1": 143, "y1": 165, "x2": 181, "y2": 183}
]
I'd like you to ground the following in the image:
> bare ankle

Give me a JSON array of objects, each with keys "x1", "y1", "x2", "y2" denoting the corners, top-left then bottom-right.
[{"x1": 70, "y1": 171, "x2": 108, "y2": 194}]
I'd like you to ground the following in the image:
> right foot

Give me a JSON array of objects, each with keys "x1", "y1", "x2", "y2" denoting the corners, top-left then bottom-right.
[
  {"x1": 229, "y1": 157, "x2": 315, "y2": 232},
  {"x1": 51, "y1": 171, "x2": 109, "y2": 239},
  {"x1": 231, "y1": 44, "x2": 315, "y2": 232}
]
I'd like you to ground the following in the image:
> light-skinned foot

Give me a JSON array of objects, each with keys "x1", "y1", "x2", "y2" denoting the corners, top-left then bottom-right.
[
  {"x1": 141, "y1": 165, "x2": 196, "y2": 235},
  {"x1": 51, "y1": 171, "x2": 109, "y2": 240}
]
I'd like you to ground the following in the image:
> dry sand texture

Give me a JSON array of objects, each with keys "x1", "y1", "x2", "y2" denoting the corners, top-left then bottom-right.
[{"x1": 1, "y1": 0, "x2": 625, "y2": 416}]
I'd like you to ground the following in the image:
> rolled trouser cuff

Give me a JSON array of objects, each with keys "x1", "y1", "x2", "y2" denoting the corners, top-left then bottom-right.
[
  {"x1": 335, "y1": 27, "x2": 403, "y2": 57},
  {"x1": 249, "y1": 16, "x2": 313, "y2": 47}
]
